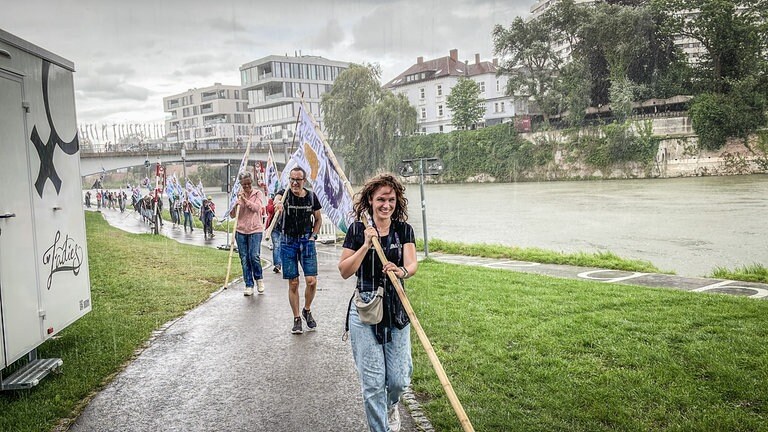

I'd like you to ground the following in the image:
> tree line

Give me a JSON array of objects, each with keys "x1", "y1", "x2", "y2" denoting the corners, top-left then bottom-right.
[{"x1": 322, "y1": 0, "x2": 767, "y2": 180}]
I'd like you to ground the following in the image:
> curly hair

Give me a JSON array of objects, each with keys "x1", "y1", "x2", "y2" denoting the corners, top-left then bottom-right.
[{"x1": 352, "y1": 173, "x2": 409, "y2": 222}]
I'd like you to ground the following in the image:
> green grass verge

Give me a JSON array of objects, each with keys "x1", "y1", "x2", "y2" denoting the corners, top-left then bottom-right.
[
  {"x1": 710, "y1": 263, "x2": 768, "y2": 284},
  {"x1": 159, "y1": 209, "x2": 231, "y2": 232},
  {"x1": 417, "y1": 238, "x2": 667, "y2": 274},
  {"x1": 0, "y1": 212, "x2": 239, "y2": 432},
  {"x1": 407, "y1": 260, "x2": 768, "y2": 431}
]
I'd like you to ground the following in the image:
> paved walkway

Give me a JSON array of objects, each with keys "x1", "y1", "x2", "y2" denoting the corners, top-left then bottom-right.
[
  {"x1": 74, "y1": 208, "x2": 767, "y2": 431},
  {"x1": 73, "y1": 209, "x2": 422, "y2": 432}
]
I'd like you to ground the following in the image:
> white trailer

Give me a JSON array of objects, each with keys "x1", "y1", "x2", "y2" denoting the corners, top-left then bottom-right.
[{"x1": 0, "y1": 29, "x2": 91, "y2": 390}]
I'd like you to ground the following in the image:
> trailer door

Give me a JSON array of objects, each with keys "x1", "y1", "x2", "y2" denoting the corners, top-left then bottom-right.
[{"x1": 0, "y1": 70, "x2": 43, "y2": 368}]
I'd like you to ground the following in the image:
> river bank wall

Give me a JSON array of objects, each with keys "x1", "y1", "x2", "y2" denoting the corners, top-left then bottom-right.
[{"x1": 456, "y1": 116, "x2": 768, "y2": 183}]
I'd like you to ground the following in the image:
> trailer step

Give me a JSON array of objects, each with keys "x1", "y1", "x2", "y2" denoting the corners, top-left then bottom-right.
[{"x1": 1, "y1": 358, "x2": 63, "y2": 391}]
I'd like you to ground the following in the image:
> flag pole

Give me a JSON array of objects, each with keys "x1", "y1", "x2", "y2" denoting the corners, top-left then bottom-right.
[
  {"x1": 264, "y1": 112, "x2": 303, "y2": 240},
  {"x1": 298, "y1": 102, "x2": 475, "y2": 432},
  {"x1": 224, "y1": 134, "x2": 252, "y2": 290}
]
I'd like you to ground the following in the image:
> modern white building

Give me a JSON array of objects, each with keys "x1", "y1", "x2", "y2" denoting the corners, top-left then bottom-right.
[
  {"x1": 239, "y1": 54, "x2": 349, "y2": 144},
  {"x1": 384, "y1": 49, "x2": 519, "y2": 134},
  {"x1": 163, "y1": 83, "x2": 251, "y2": 149}
]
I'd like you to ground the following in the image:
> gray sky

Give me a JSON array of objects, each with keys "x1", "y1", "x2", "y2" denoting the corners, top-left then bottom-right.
[{"x1": 1, "y1": 0, "x2": 531, "y2": 124}]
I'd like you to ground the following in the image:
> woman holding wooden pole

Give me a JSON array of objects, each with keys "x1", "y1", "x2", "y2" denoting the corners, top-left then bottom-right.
[{"x1": 338, "y1": 173, "x2": 417, "y2": 432}]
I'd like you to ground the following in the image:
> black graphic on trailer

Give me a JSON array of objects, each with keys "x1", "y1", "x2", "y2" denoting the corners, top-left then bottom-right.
[
  {"x1": 42, "y1": 230, "x2": 84, "y2": 290},
  {"x1": 30, "y1": 60, "x2": 80, "y2": 198}
]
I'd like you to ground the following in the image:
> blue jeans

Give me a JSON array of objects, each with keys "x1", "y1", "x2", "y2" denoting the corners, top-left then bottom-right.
[
  {"x1": 235, "y1": 232, "x2": 263, "y2": 287},
  {"x1": 349, "y1": 294, "x2": 412, "y2": 432},
  {"x1": 280, "y1": 235, "x2": 317, "y2": 279},
  {"x1": 271, "y1": 230, "x2": 282, "y2": 268},
  {"x1": 183, "y1": 212, "x2": 193, "y2": 230}
]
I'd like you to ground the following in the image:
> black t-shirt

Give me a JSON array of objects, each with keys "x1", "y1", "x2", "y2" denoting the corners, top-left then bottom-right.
[
  {"x1": 342, "y1": 220, "x2": 415, "y2": 290},
  {"x1": 277, "y1": 188, "x2": 322, "y2": 237}
]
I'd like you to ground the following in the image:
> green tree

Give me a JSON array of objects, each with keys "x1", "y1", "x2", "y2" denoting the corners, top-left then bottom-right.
[
  {"x1": 654, "y1": 0, "x2": 767, "y2": 93},
  {"x1": 493, "y1": 17, "x2": 562, "y2": 123},
  {"x1": 446, "y1": 77, "x2": 484, "y2": 130},
  {"x1": 321, "y1": 64, "x2": 417, "y2": 181}
]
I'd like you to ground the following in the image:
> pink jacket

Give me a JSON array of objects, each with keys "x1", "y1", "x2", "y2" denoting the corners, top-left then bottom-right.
[{"x1": 233, "y1": 189, "x2": 264, "y2": 234}]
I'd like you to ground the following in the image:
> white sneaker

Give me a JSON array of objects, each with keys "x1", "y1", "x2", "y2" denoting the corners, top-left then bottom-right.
[
  {"x1": 256, "y1": 280, "x2": 265, "y2": 294},
  {"x1": 387, "y1": 403, "x2": 401, "y2": 432},
  {"x1": 244, "y1": 287, "x2": 253, "y2": 296}
]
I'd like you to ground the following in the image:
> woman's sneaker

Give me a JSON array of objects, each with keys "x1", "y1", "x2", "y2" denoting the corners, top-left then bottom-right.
[
  {"x1": 388, "y1": 404, "x2": 401, "y2": 432},
  {"x1": 256, "y1": 280, "x2": 265, "y2": 294},
  {"x1": 244, "y1": 287, "x2": 253, "y2": 296}
]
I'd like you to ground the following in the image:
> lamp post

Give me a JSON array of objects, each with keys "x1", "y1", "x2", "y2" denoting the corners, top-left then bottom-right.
[
  {"x1": 176, "y1": 124, "x2": 186, "y2": 180},
  {"x1": 397, "y1": 157, "x2": 443, "y2": 258}
]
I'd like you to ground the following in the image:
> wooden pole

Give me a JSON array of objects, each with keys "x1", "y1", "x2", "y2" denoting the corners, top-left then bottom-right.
[
  {"x1": 223, "y1": 136, "x2": 252, "y2": 290},
  {"x1": 299, "y1": 102, "x2": 475, "y2": 432},
  {"x1": 264, "y1": 113, "x2": 302, "y2": 241}
]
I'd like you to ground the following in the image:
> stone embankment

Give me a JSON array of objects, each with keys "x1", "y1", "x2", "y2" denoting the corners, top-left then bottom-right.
[{"x1": 517, "y1": 116, "x2": 765, "y2": 181}]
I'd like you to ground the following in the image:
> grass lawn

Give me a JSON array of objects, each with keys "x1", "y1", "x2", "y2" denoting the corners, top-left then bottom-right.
[
  {"x1": 0, "y1": 212, "x2": 239, "y2": 432},
  {"x1": 711, "y1": 263, "x2": 768, "y2": 284},
  {"x1": 407, "y1": 260, "x2": 768, "y2": 432},
  {"x1": 419, "y1": 238, "x2": 667, "y2": 274}
]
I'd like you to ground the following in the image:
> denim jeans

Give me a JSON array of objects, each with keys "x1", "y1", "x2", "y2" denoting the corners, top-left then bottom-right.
[
  {"x1": 280, "y1": 235, "x2": 317, "y2": 279},
  {"x1": 235, "y1": 232, "x2": 263, "y2": 287},
  {"x1": 348, "y1": 294, "x2": 412, "y2": 432},
  {"x1": 271, "y1": 230, "x2": 282, "y2": 268},
  {"x1": 183, "y1": 212, "x2": 193, "y2": 230}
]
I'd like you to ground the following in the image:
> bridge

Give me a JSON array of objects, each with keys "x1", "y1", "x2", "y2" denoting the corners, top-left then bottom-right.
[{"x1": 78, "y1": 142, "x2": 343, "y2": 177}]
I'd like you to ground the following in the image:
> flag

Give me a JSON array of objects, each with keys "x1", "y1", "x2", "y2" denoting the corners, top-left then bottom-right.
[
  {"x1": 284, "y1": 105, "x2": 354, "y2": 233},
  {"x1": 265, "y1": 145, "x2": 280, "y2": 197},
  {"x1": 185, "y1": 180, "x2": 203, "y2": 209},
  {"x1": 222, "y1": 146, "x2": 251, "y2": 221}
]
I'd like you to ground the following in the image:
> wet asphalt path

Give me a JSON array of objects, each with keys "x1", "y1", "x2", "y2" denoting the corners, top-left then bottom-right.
[{"x1": 73, "y1": 209, "x2": 420, "y2": 432}]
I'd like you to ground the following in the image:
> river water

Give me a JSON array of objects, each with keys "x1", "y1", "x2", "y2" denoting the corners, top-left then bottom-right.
[
  {"x1": 396, "y1": 175, "x2": 768, "y2": 277},
  {"x1": 179, "y1": 175, "x2": 768, "y2": 278}
]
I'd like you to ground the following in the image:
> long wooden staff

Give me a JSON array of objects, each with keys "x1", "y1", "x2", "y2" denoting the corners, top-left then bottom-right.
[
  {"x1": 224, "y1": 136, "x2": 252, "y2": 290},
  {"x1": 300, "y1": 102, "x2": 475, "y2": 431}
]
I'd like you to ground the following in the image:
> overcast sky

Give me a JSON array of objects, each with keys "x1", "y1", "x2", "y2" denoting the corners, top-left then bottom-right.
[{"x1": 2, "y1": 0, "x2": 531, "y2": 125}]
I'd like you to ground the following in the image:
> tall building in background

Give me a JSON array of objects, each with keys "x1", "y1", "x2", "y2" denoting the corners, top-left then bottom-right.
[
  {"x1": 240, "y1": 54, "x2": 349, "y2": 144},
  {"x1": 163, "y1": 83, "x2": 251, "y2": 149},
  {"x1": 384, "y1": 49, "x2": 520, "y2": 134}
]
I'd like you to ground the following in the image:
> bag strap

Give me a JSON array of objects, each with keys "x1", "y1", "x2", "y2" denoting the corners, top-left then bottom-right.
[{"x1": 342, "y1": 292, "x2": 355, "y2": 341}]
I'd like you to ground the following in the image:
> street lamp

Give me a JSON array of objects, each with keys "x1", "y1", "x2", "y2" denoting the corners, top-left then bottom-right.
[
  {"x1": 175, "y1": 124, "x2": 186, "y2": 180},
  {"x1": 397, "y1": 157, "x2": 444, "y2": 258}
]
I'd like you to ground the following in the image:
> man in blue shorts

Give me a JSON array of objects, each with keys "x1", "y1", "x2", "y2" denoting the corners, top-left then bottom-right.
[{"x1": 274, "y1": 167, "x2": 322, "y2": 334}]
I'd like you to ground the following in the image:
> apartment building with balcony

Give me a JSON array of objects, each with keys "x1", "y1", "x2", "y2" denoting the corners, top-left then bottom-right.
[
  {"x1": 239, "y1": 54, "x2": 349, "y2": 143},
  {"x1": 384, "y1": 49, "x2": 519, "y2": 134},
  {"x1": 163, "y1": 83, "x2": 251, "y2": 149}
]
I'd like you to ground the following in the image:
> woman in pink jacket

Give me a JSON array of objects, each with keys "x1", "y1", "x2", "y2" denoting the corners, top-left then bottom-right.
[{"x1": 230, "y1": 172, "x2": 265, "y2": 296}]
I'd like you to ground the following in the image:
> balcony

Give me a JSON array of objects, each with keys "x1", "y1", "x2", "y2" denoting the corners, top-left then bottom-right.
[{"x1": 265, "y1": 92, "x2": 285, "y2": 101}]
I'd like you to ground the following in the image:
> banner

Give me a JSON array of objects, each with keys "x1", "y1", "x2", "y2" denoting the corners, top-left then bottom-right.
[
  {"x1": 265, "y1": 145, "x2": 281, "y2": 197},
  {"x1": 284, "y1": 106, "x2": 354, "y2": 233},
  {"x1": 222, "y1": 145, "x2": 251, "y2": 221},
  {"x1": 185, "y1": 180, "x2": 203, "y2": 209}
]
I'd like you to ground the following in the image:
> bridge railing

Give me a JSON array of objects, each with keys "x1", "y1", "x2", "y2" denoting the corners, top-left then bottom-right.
[{"x1": 80, "y1": 140, "x2": 295, "y2": 155}]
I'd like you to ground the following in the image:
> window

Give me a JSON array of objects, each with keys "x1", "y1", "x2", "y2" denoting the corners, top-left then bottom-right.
[
  {"x1": 437, "y1": 104, "x2": 443, "y2": 116},
  {"x1": 439, "y1": 125, "x2": 444, "y2": 132},
  {"x1": 479, "y1": 82, "x2": 485, "y2": 93},
  {"x1": 496, "y1": 80, "x2": 500, "y2": 92},
  {"x1": 420, "y1": 107, "x2": 426, "y2": 120},
  {"x1": 494, "y1": 102, "x2": 499, "y2": 113},
  {"x1": 500, "y1": 102, "x2": 505, "y2": 112},
  {"x1": 436, "y1": 84, "x2": 442, "y2": 96},
  {"x1": 419, "y1": 88, "x2": 425, "y2": 99}
]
